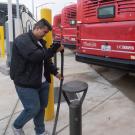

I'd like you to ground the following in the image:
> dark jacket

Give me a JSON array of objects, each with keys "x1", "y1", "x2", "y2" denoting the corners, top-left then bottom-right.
[{"x1": 10, "y1": 31, "x2": 58, "y2": 88}]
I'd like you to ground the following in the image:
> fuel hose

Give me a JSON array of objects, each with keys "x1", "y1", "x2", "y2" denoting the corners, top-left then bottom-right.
[{"x1": 52, "y1": 50, "x2": 64, "y2": 135}]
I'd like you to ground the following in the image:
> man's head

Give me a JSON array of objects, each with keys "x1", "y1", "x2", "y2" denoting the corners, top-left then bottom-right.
[{"x1": 33, "y1": 18, "x2": 52, "y2": 39}]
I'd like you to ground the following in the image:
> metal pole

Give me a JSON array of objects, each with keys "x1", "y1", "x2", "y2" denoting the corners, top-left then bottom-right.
[
  {"x1": 32, "y1": 0, "x2": 34, "y2": 16},
  {"x1": 41, "y1": 8, "x2": 55, "y2": 121},
  {"x1": 62, "y1": 81, "x2": 88, "y2": 135},
  {"x1": 16, "y1": 0, "x2": 19, "y2": 18},
  {"x1": 8, "y1": 0, "x2": 13, "y2": 42},
  {"x1": 36, "y1": 7, "x2": 38, "y2": 20},
  {"x1": 0, "y1": 26, "x2": 5, "y2": 58},
  {"x1": 7, "y1": 0, "x2": 13, "y2": 66},
  {"x1": 70, "y1": 100, "x2": 82, "y2": 135},
  {"x1": 36, "y1": 3, "x2": 55, "y2": 20}
]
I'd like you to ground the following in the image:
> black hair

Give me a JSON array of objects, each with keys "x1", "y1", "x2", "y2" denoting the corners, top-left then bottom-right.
[{"x1": 33, "y1": 18, "x2": 52, "y2": 31}]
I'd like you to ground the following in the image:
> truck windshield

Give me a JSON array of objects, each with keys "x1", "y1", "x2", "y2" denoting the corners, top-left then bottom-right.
[{"x1": 98, "y1": 5, "x2": 115, "y2": 19}]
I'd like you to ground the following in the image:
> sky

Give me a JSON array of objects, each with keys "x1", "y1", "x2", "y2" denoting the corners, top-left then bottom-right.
[{"x1": 0, "y1": 0, "x2": 77, "y2": 19}]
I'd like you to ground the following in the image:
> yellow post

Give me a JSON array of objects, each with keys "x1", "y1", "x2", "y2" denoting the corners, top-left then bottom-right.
[
  {"x1": 40, "y1": 8, "x2": 54, "y2": 121},
  {"x1": 0, "y1": 26, "x2": 5, "y2": 58}
]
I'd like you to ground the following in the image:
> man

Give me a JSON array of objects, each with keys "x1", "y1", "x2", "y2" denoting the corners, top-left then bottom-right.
[{"x1": 10, "y1": 18, "x2": 64, "y2": 135}]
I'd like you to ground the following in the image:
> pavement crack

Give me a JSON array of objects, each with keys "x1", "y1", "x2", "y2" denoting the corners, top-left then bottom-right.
[
  {"x1": 3, "y1": 99, "x2": 19, "y2": 135},
  {"x1": 82, "y1": 90, "x2": 119, "y2": 116},
  {"x1": 0, "y1": 110, "x2": 21, "y2": 122}
]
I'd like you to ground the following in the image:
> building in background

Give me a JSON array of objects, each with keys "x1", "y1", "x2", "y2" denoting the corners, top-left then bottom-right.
[{"x1": 0, "y1": 3, "x2": 32, "y2": 26}]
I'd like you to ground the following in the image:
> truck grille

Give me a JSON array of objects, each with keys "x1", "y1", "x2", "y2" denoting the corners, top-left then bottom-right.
[
  {"x1": 83, "y1": 0, "x2": 98, "y2": 18},
  {"x1": 117, "y1": 0, "x2": 135, "y2": 14},
  {"x1": 82, "y1": 0, "x2": 135, "y2": 21},
  {"x1": 63, "y1": 5, "x2": 76, "y2": 25},
  {"x1": 99, "y1": 0, "x2": 115, "y2": 5}
]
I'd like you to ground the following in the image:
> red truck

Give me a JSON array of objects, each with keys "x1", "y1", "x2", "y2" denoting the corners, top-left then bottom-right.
[
  {"x1": 53, "y1": 13, "x2": 61, "y2": 42},
  {"x1": 76, "y1": 0, "x2": 135, "y2": 71},
  {"x1": 61, "y1": 3, "x2": 77, "y2": 49}
]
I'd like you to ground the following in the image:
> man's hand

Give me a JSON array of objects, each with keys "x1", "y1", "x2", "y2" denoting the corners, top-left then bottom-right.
[
  {"x1": 51, "y1": 41, "x2": 64, "y2": 53},
  {"x1": 56, "y1": 45, "x2": 64, "y2": 53},
  {"x1": 56, "y1": 73, "x2": 63, "y2": 80}
]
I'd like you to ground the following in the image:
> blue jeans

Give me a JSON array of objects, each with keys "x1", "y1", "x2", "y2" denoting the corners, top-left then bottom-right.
[{"x1": 14, "y1": 81, "x2": 49, "y2": 134}]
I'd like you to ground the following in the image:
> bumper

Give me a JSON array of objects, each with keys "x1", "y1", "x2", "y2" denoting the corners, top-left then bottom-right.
[
  {"x1": 62, "y1": 43, "x2": 76, "y2": 49},
  {"x1": 76, "y1": 53, "x2": 135, "y2": 72}
]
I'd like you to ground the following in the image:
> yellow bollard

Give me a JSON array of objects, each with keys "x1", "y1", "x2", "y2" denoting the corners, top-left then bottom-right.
[
  {"x1": 0, "y1": 26, "x2": 5, "y2": 58},
  {"x1": 40, "y1": 8, "x2": 54, "y2": 121}
]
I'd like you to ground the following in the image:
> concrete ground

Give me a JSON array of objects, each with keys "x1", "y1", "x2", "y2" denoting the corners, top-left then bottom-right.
[{"x1": 0, "y1": 49, "x2": 135, "y2": 135}]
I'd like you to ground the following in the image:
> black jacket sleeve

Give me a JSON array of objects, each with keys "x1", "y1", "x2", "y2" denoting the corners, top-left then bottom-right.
[
  {"x1": 15, "y1": 35, "x2": 55, "y2": 63},
  {"x1": 48, "y1": 59, "x2": 58, "y2": 76}
]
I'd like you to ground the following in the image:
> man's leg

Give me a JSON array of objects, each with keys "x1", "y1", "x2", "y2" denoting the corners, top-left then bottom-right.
[
  {"x1": 13, "y1": 85, "x2": 40, "y2": 129},
  {"x1": 33, "y1": 81, "x2": 49, "y2": 134}
]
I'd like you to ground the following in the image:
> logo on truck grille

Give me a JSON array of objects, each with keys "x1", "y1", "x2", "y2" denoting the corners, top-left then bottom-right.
[
  {"x1": 83, "y1": 42, "x2": 96, "y2": 47},
  {"x1": 117, "y1": 45, "x2": 134, "y2": 50}
]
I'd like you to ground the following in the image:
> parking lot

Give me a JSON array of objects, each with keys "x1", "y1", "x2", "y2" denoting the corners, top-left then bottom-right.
[{"x1": 0, "y1": 49, "x2": 135, "y2": 135}]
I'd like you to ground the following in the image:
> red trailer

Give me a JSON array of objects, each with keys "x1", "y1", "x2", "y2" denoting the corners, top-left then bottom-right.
[
  {"x1": 53, "y1": 14, "x2": 61, "y2": 42},
  {"x1": 61, "y1": 4, "x2": 77, "y2": 49},
  {"x1": 76, "y1": 0, "x2": 135, "y2": 71}
]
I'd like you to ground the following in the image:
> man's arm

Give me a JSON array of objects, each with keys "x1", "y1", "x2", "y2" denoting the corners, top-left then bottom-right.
[
  {"x1": 14, "y1": 37, "x2": 56, "y2": 63},
  {"x1": 48, "y1": 59, "x2": 58, "y2": 75}
]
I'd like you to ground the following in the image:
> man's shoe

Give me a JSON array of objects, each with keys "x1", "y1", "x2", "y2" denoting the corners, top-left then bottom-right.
[{"x1": 12, "y1": 125, "x2": 25, "y2": 135}]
